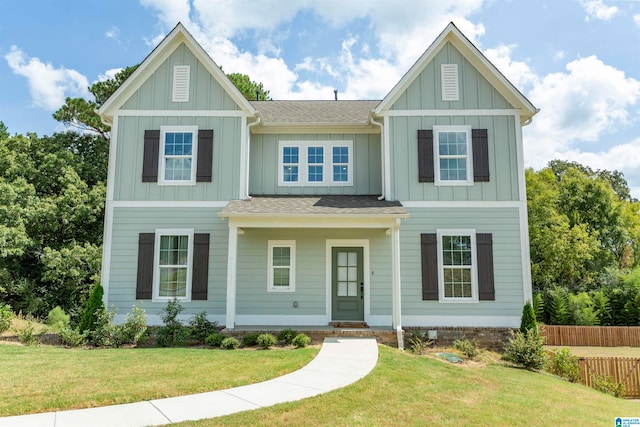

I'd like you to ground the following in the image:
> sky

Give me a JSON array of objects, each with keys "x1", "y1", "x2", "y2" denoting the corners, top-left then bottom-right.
[{"x1": 1, "y1": 0, "x2": 640, "y2": 197}]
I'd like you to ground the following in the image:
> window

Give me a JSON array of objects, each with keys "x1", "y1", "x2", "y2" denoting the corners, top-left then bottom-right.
[
  {"x1": 159, "y1": 126, "x2": 198, "y2": 185},
  {"x1": 437, "y1": 230, "x2": 478, "y2": 302},
  {"x1": 278, "y1": 141, "x2": 352, "y2": 185},
  {"x1": 268, "y1": 240, "x2": 295, "y2": 292},
  {"x1": 433, "y1": 126, "x2": 472, "y2": 185},
  {"x1": 154, "y1": 230, "x2": 193, "y2": 301}
]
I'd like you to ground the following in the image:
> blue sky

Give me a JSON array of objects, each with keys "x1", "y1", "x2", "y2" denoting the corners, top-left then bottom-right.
[{"x1": 1, "y1": 0, "x2": 640, "y2": 197}]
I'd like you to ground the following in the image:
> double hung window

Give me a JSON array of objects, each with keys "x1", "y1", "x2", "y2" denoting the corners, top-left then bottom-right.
[
  {"x1": 159, "y1": 126, "x2": 198, "y2": 184},
  {"x1": 433, "y1": 126, "x2": 472, "y2": 185},
  {"x1": 268, "y1": 241, "x2": 296, "y2": 292}
]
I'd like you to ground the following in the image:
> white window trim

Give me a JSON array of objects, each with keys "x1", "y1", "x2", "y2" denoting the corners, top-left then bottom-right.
[
  {"x1": 153, "y1": 228, "x2": 194, "y2": 302},
  {"x1": 278, "y1": 140, "x2": 353, "y2": 186},
  {"x1": 433, "y1": 125, "x2": 473, "y2": 186},
  {"x1": 158, "y1": 125, "x2": 198, "y2": 186},
  {"x1": 437, "y1": 229, "x2": 478, "y2": 303},
  {"x1": 267, "y1": 240, "x2": 296, "y2": 292}
]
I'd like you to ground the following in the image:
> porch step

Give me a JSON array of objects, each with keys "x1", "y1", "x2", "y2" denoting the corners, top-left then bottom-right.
[{"x1": 330, "y1": 321, "x2": 369, "y2": 329}]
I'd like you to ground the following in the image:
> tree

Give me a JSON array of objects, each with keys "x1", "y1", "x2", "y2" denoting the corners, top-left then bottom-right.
[{"x1": 225, "y1": 72, "x2": 271, "y2": 101}]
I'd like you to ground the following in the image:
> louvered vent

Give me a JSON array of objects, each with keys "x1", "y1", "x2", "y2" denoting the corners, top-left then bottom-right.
[
  {"x1": 441, "y1": 64, "x2": 459, "y2": 101},
  {"x1": 172, "y1": 65, "x2": 190, "y2": 102}
]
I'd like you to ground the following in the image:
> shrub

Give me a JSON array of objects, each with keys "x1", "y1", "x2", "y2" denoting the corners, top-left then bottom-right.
[
  {"x1": 532, "y1": 292, "x2": 545, "y2": 323},
  {"x1": 205, "y1": 332, "x2": 226, "y2": 347},
  {"x1": 79, "y1": 282, "x2": 104, "y2": 333},
  {"x1": 503, "y1": 329, "x2": 547, "y2": 371},
  {"x1": 242, "y1": 332, "x2": 260, "y2": 346},
  {"x1": 118, "y1": 305, "x2": 148, "y2": 346},
  {"x1": 257, "y1": 333, "x2": 277, "y2": 349},
  {"x1": 277, "y1": 328, "x2": 299, "y2": 345},
  {"x1": 453, "y1": 338, "x2": 479, "y2": 359},
  {"x1": 46, "y1": 306, "x2": 70, "y2": 332},
  {"x1": 89, "y1": 306, "x2": 118, "y2": 347},
  {"x1": 221, "y1": 337, "x2": 240, "y2": 350},
  {"x1": 156, "y1": 299, "x2": 189, "y2": 348},
  {"x1": 409, "y1": 337, "x2": 432, "y2": 355},
  {"x1": 15, "y1": 321, "x2": 38, "y2": 345},
  {"x1": 0, "y1": 303, "x2": 13, "y2": 333},
  {"x1": 291, "y1": 333, "x2": 311, "y2": 348},
  {"x1": 545, "y1": 348, "x2": 581, "y2": 383},
  {"x1": 59, "y1": 327, "x2": 87, "y2": 347},
  {"x1": 520, "y1": 301, "x2": 537, "y2": 334},
  {"x1": 591, "y1": 373, "x2": 626, "y2": 398},
  {"x1": 189, "y1": 312, "x2": 217, "y2": 344}
]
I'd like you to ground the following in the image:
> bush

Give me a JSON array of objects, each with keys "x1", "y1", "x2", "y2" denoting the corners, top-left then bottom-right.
[
  {"x1": 89, "y1": 307, "x2": 118, "y2": 347},
  {"x1": 257, "y1": 333, "x2": 277, "y2": 349},
  {"x1": 503, "y1": 329, "x2": 547, "y2": 371},
  {"x1": 79, "y1": 282, "x2": 104, "y2": 333},
  {"x1": 520, "y1": 301, "x2": 537, "y2": 334},
  {"x1": 156, "y1": 299, "x2": 189, "y2": 348},
  {"x1": 242, "y1": 332, "x2": 260, "y2": 346},
  {"x1": 408, "y1": 337, "x2": 432, "y2": 355},
  {"x1": 15, "y1": 321, "x2": 38, "y2": 345},
  {"x1": 291, "y1": 333, "x2": 311, "y2": 348},
  {"x1": 453, "y1": 338, "x2": 480, "y2": 359},
  {"x1": 533, "y1": 292, "x2": 545, "y2": 323},
  {"x1": 59, "y1": 327, "x2": 87, "y2": 347},
  {"x1": 118, "y1": 305, "x2": 148, "y2": 346},
  {"x1": 221, "y1": 337, "x2": 240, "y2": 350},
  {"x1": 0, "y1": 303, "x2": 13, "y2": 333},
  {"x1": 545, "y1": 348, "x2": 581, "y2": 382},
  {"x1": 205, "y1": 332, "x2": 226, "y2": 347},
  {"x1": 189, "y1": 312, "x2": 217, "y2": 344},
  {"x1": 591, "y1": 373, "x2": 626, "y2": 398},
  {"x1": 277, "y1": 328, "x2": 299, "y2": 345},
  {"x1": 46, "y1": 306, "x2": 70, "y2": 332}
]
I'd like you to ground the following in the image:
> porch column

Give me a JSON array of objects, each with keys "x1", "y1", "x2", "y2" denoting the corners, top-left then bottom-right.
[
  {"x1": 391, "y1": 218, "x2": 403, "y2": 349},
  {"x1": 225, "y1": 225, "x2": 238, "y2": 329}
]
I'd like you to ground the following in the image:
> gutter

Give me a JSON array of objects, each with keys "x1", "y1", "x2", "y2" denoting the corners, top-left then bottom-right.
[
  {"x1": 243, "y1": 113, "x2": 262, "y2": 200},
  {"x1": 369, "y1": 113, "x2": 386, "y2": 200}
]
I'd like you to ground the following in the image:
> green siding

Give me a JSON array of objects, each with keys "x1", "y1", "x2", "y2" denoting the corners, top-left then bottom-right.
[
  {"x1": 122, "y1": 43, "x2": 239, "y2": 111},
  {"x1": 249, "y1": 133, "x2": 382, "y2": 195},
  {"x1": 400, "y1": 207, "x2": 524, "y2": 318},
  {"x1": 113, "y1": 116, "x2": 241, "y2": 201}
]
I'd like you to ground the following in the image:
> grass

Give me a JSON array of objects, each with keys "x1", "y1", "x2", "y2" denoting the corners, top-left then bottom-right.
[
  {"x1": 173, "y1": 346, "x2": 639, "y2": 427},
  {"x1": 545, "y1": 345, "x2": 640, "y2": 358},
  {"x1": 0, "y1": 344, "x2": 317, "y2": 416}
]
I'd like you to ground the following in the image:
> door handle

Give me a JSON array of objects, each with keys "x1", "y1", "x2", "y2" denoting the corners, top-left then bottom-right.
[{"x1": 360, "y1": 283, "x2": 364, "y2": 300}]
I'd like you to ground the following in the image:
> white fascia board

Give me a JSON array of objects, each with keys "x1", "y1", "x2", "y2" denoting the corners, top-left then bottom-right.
[
  {"x1": 380, "y1": 109, "x2": 521, "y2": 117},
  {"x1": 116, "y1": 110, "x2": 254, "y2": 117},
  {"x1": 111, "y1": 201, "x2": 228, "y2": 208},
  {"x1": 225, "y1": 215, "x2": 404, "y2": 229}
]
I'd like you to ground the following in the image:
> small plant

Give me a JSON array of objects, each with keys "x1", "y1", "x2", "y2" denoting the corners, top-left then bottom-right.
[
  {"x1": 46, "y1": 306, "x2": 70, "y2": 332},
  {"x1": 520, "y1": 301, "x2": 538, "y2": 335},
  {"x1": 0, "y1": 303, "x2": 13, "y2": 333},
  {"x1": 242, "y1": 332, "x2": 260, "y2": 346},
  {"x1": 277, "y1": 328, "x2": 299, "y2": 345},
  {"x1": 15, "y1": 321, "x2": 38, "y2": 345},
  {"x1": 189, "y1": 311, "x2": 218, "y2": 344},
  {"x1": 220, "y1": 337, "x2": 240, "y2": 350},
  {"x1": 453, "y1": 338, "x2": 480, "y2": 359},
  {"x1": 89, "y1": 306, "x2": 118, "y2": 347},
  {"x1": 257, "y1": 333, "x2": 277, "y2": 349},
  {"x1": 408, "y1": 337, "x2": 432, "y2": 355},
  {"x1": 503, "y1": 328, "x2": 547, "y2": 371},
  {"x1": 118, "y1": 305, "x2": 148, "y2": 346},
  {"x1": 156, "y1": 299, "x2": 189, "y2": 347},
  {"x1": 291, "y1": 333, "x2": 311, "y2": 348},
  {"x1": 591, "y1": 373, "x2": 626, "y2": 398},
  {"x1": 59, "y1": 327, "x2": 87, "y2": 347},
  {"x1": 79, "y1": 282, "x2": 104, "y2": 333},
  {"x1": 545, "y1": 348, "x2": 580, "y2": 382},
  {"x1": 205, "y1": 332, "x2": 226, "y2": 347}
]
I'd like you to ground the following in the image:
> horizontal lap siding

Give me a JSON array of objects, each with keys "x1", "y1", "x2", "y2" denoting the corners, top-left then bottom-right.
[
  {"x1": 108, "y1": 207, "x2": 227, "y2": 317},
  {"x1": 400, "y1": 207, "x2": 524, "y2": 318}
]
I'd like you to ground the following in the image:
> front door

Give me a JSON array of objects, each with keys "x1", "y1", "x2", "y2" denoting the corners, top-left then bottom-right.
[{"x1": 331, "y1": 247, "x2": 364, "y2": 321}]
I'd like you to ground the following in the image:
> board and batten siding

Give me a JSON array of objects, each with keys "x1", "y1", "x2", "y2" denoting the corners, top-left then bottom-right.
[
  {"x1": 399, "y1": 207, "x2": 524, "y2": 319},
  {"x1": 248, "y1": 133, "x2": 382, "y2": 195},
  {"x1": 121, "y1": 43, "x2": 240, "y2": 111},
  {"x1": 113, "y1": 115, "x2": 241, "y2": 201},
  {"x1": 107, "y1": 207, "x2": 228, "y2": 319},
  {"x1": 234, "y1": 229, "x2": 392, "y2": 318}
]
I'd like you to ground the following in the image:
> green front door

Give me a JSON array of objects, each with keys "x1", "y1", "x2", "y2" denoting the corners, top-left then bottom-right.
[{"x1": 331, "y1": 247, "x2": 364, "y2": 321}]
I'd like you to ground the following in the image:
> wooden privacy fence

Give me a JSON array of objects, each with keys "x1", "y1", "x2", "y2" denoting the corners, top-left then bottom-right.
[
  {"x1": 579, "y1": 357, "x2": 640, "y2": 398},
  {"x1": 540, "y1": 325, "x2": 640, "y2": 347}
]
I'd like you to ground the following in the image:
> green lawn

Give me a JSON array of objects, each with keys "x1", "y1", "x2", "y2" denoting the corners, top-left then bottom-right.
[
  {"x1": 175, "y1": 346, "x2": 639, "y2": 427},
  {"x1": 0, "y1": 343, "x2": 317, "y2": 416}
]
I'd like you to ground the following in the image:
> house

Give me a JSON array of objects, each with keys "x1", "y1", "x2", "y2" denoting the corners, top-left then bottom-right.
[{"x1": 98, "y1": 22, "x2": 538, "y2": 348}]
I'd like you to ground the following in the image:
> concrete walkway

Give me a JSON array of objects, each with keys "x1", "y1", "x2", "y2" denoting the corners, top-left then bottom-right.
[{"x1": 0, "y1": 338, "x2": 378, "y2": 427}]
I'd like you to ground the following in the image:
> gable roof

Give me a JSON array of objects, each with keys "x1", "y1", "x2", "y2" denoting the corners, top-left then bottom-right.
[
  {"x1": 98, "y1": 23, "x2": 256, "y2": 123},
  {"x1": 374, "y1": 22, "x2": 538, "y2": 124}
]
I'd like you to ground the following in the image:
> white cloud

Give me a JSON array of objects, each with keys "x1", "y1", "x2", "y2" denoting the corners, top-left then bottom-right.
[
  {"x1": 634, "y1": 14, "x2": 640, "y2": 27},
  {"x1": 96, "y1": 68, "x2": 124, "y2": 83},
  {"x1": 484, "y1": 44, "x2": 538, "y2": 91},
  {"x1": 4, "y1": 46, "x2": 90, "y2": 110},
  {"x1": 580, "y1": 0, "x2": 618, "y2": 21},
  {"x1": 105, "y1": 26, "x2": 120, "y2": 40}
]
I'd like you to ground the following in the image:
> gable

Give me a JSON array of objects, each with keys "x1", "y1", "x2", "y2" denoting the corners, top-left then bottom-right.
[{"x1": 390, "y1": 42, "x2": 513, "y2": 111}]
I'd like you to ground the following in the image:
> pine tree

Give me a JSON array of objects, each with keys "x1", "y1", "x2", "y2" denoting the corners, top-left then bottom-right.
[
  {"x1": 520, "y1": 301, "x2": 538, "y2": 335},
  {"x1": 78, "y1": 281, "x2": 104, "y2": 332}
]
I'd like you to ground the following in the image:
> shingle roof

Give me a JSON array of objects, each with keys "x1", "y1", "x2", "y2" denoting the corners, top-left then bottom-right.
[
  {"x1": 250, "y1": 100, "x2": 380, "y2": 126},
  {"x1": 220, "y1": 195, "x2": 407, "y2": 217}
]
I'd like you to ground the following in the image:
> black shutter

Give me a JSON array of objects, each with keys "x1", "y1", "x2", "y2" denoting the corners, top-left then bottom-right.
[
  {"x1": 476, "y1": 233, "x2": 495, "y2": 301},
  {"x1": 472, "y1": 129, "x2": 489, "y2": 182},
  {"x1": 421, "y1": 233, "x2": 438, "y2": 300},
  {"x1": 191, "y1": 233, "x2": 210, "y2": 300},
  {"x1": 142, "y1": 130, "x2": 160, "y2": 182},
  {"x1": 196, "y1": 130, "x2": 214, "y2": 182},
  {"x1": 136, "y1": 233, "x2": 155, "y2": 300},
  {"x1": 417, "y1": 130, "x2": 434, "y2": 182}
]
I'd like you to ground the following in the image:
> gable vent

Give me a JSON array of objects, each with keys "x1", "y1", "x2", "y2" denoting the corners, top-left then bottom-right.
[
  {"x1": 172, "y1": 65, "x2": 190, "y2": 102},
  {"x1": 441, "y1": 64, "x2": 459, "y2": 102}
]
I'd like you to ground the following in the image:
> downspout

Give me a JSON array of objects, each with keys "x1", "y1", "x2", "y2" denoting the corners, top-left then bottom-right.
[
  {"x1": 369, "y1": 113, "x2": 385, "y2": 200},
  {"x1": 244, "y1": 113, "x2": 262, "y2": 200}
]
